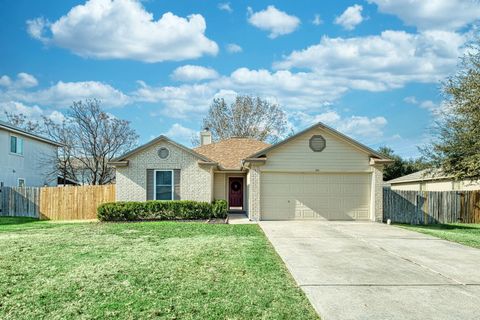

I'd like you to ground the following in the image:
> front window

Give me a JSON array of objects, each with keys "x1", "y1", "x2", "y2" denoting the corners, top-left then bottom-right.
[
  {"x1": 155, "y1": 170, "x2": 173, "y2": 200},
  {"x1": 10, "y1": 135, "x2": 24, "y2": 155}
]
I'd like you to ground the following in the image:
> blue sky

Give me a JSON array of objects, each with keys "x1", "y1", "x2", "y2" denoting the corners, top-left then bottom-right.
[{"x1": 0, "y1": 0, "x2": 479, "y2": 157}]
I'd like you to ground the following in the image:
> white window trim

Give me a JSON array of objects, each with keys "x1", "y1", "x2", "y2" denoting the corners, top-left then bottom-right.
[
  {"x1": 18, "y1": 178, "x2": 26, "y2": 187},
  {"x1": 10, "y1": 134, "x2": 24, "y2": 156},
  {"x1": 153, "y1": 169, "x2": 174, "y2": 201}
]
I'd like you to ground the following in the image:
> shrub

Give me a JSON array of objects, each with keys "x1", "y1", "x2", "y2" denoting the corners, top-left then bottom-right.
[
  {"x1": 212, "y1": 199, "x2": 228, "y2": 218},
  {"x1": 97, "y1": 200, "x2": 228, "y2": 222}
]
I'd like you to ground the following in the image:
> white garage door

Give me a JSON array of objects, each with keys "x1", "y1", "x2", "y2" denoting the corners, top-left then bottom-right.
[{"x1": 261, "y1": 172, "x2": 371, "y2": 220}]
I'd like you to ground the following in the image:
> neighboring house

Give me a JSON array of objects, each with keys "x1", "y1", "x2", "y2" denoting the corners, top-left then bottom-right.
[
  {"x1": 387, "y1": 169, "x2": 480, "y2": 191},
  {"x1": 0, "y1": 120, "x2": 61, "y2": 187},
  {"x1": 110, "y1": 122, "x2": 392, "y2": 221}
]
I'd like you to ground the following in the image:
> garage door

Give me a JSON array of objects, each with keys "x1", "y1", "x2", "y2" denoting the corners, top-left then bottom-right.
[{"x1": 261, "y1": 172, "x2": 371, "y2": 220}]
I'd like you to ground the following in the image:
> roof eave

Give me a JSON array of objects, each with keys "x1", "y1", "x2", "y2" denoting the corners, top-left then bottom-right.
[
  {"x1": 0, "y1": 123, "x2": 63, "y2": 147},
  {"x1": 108, "y1": 160, "x2": 129, "y2": 167},
  {"x1": 370, "y1": 158, "x2": 394, "y2": 165}
]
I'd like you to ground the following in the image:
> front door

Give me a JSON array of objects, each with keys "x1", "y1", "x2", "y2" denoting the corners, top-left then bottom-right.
[{"x1": 228, "y1": 177, "x2": 243, "y2": 209}]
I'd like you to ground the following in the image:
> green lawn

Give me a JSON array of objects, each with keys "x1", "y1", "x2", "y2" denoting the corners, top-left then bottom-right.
[
  {"x1": 400, "y1": 223, "x2": 480, "y2": 249},
  {"x1": 0, "y1": 217, "x2": 318, "y2": 320}
]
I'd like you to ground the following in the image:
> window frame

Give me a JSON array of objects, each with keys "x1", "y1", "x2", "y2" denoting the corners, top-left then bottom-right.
[
  {"x1": 10, "y1": 135, "x2": 24, "y2": 155},
  {"x1": 153, "y1": 169, "x2": 174, "y2": 201},
  {"x1": 18, "y1": 178, "x2": 26, "y2": 187}
]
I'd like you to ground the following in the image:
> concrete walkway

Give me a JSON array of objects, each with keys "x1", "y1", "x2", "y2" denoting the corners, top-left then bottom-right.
[
  {"x1": 260, "y1": 221, "x2": 480, "y2": 320},
  {"x1": 227, "y1": 213, "x2": 256, "y2": 224}
]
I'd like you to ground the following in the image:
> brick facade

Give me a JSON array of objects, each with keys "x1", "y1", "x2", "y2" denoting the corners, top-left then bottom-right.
[
  {"x1": 371, "y1": 165, "x2": 384, "y2": 222},
  {"x1": 247, "y1": 166, "x2": 261, "y2": 221},
  {"x1": 116, "y1": 141, "x2": 212, "y2": 202}
]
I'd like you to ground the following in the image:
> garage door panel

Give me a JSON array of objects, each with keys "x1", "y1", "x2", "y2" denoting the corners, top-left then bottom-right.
[{"x1": 261, "y1": 172, "x2": 371, "y2": 221}]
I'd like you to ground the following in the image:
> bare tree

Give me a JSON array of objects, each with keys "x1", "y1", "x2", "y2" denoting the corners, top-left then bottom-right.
[
  {"x1": 3, "y1": 112, "x2": 43, "y2": 133},
  {"x1": 4, "y1": 99, "x2": 138, "y2": 185},
  {"x1": 196, "y1": 95, "x2": 288, "y2": 144}
]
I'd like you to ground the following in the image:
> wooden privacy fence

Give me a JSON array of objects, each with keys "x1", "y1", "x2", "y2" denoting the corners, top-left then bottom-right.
[
  {"x1": 383, "y1": 188, "x2": 480, "y2": 224},
  {"x1": 0, "y1": 185, "x2": 115, "y2": 220}
]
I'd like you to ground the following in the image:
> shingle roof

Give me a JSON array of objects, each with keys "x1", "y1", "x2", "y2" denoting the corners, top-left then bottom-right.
[
  {"x1": 194, "y1": 137, "x2": 270, "y2": 170},
  {"x1": 387, "y1": 169, "x2": 448, "y2": 184}
]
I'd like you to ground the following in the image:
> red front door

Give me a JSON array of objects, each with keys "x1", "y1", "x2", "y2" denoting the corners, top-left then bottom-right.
[{"x1": 229, "y1": 177, "x2": 243, "y2": 209}]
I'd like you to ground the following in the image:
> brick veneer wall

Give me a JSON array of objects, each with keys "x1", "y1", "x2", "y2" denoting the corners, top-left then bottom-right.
[
  {"x1": 247, "y1": 166, "x2": 261, "y2": 221},
  {"x1": 116, "y1": 141, "x2": 212, "y2": 202}
]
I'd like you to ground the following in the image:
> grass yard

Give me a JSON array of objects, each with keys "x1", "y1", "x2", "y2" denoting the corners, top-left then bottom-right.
[
  {"x1": 400, "y1": 223, "x2": 480, "y2": 249},
  {"x1": 0, "y1": 217, "x2": 318, "y2": 320}
]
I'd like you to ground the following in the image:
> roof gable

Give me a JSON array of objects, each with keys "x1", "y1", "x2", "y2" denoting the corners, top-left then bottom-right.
[
  {"x1": 249, "y1": 122, "x2": 388, "y2": 160},
  {"x1": 112, "y1": 135, "x2": 214, "y2": 162}
]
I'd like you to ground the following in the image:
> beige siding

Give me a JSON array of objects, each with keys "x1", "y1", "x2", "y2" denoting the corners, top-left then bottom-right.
[
  {"x1": 425, "y1": 181, "x2": 452, "y2": 191},
  {"x1": 116, "y1": 141, "x2": 212, "y2": 202},
  {"x1": 261, "y1": 128, "x2": 371, "y2": 172},
  {"x1": 261, "y1": 172, "x2": 371, "y2": 220},
  {"x1": 213, "y1": 173, "x2": 226, "y2": 200},
  {"x1": 458, "y1": 180, "x2": 480, "y2": 191},
  {"x1": 391, "y1": 183, "x2": 422, "y2": 191},
  {"x1": 391, "y1": 179, "x2": 480, "y2": 191}
]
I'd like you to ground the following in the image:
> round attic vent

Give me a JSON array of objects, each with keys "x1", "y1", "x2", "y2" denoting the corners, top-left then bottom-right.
[
  {"x1": 158, "y1": 147, "x2": 170, "y2": 159},
  {"x1": 309, "y1": 135, "x2": 326, "y2": 152}
]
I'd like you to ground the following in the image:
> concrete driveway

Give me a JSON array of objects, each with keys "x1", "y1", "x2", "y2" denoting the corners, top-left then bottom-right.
[{"x1": 260, "y1": 221, "x2": 480, "y2": 320}]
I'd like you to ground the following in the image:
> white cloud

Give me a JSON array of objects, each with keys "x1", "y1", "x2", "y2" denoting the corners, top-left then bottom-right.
[
  {"x1": 0, "y1": 73, "x2": 38, "y2": 88},
  {"x1": 368, "y1": 0, "x2": 480, "y2": 31},
  {"x1": 247, "y1": 5, "x2": 300, "y2": 38},
  {"x1": 134, "y1": 82, "x2": 216, "y2": 118},
  {"x1": 226, "y1": 43, "x2": 242, "y2": 53},
  {"x1": 218, "y1": 2, "x2": 233, "y2": 13},
  {"x1": 26, "y1": 0, "x2": 218, "y2": 62},
  {"x1": 16, "y1": 73, "x2": 39, "y2": 88},
  {"x1": 334, "y1": 4, "x2": 364, "y2": 30},
  {"x1": 292, "y1": 110, "x2": 387, "y2": 142},
  {"x1": 162, "y1": 123, "x2": 197, "y2": 144},
  {"x1": 133, "y1": 67, "x2": 347, "y2": 119},
  {"x1": 312, "y1": 14, "x2": 323, "y2": 26},
  {"x1": 0, "y1": 101, "x2": 65, "y2": 123},
  {"x1": 171, "y1": 65, "x2": 219, "y2": 82},
  {"x1": 403, "y1": 96, "x2": 418, "y2": 104},
  {"x1": 402, "y1": 95, "x2": 447, "y2": 118},
  {"x1": 419, "y1": 100, "x2": 437, "y2": 111},
  {"x1": 2, "y1": 80, "x2": 130, "y2": 108},
  {"x1": 0, "y1": 76, "x2": 11, "y2": 87},
  {"x1": 275, "y1": 30, "x2": 466, "y2": 90}
]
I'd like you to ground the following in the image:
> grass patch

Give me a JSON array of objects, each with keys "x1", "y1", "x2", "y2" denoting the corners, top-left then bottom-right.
[
  {"x1": 399, "y1": 223, "x2": 480, "y2": 249},
  {"x1": 0, "y1": 217, "x2": 318, "y2": 319}
]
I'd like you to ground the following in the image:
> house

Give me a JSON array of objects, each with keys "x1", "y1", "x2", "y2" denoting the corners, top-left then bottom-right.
[
  {"x1": 387, "y1": 169, "x2": 480, "y2": 191},
  {"x1": 110, "y1": 122, "x2": 392, "y2": 221},
  {"x1": 0, "y1": 120, "x2": 61, "y2": 187}
]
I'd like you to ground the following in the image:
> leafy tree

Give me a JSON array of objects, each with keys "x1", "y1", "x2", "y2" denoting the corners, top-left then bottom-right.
[
  {"x1": 4, "y1": 99, "x2": 138, "y2": 185},
  {"x1": 421, "y1": 39, "x2": 480, "y2": 181},
  {"x1": 377, "y1": 146, "x2": 428, "y2": 181},
  {"x1": 198, "y1": 95, "x2": 288, "y2": 144}
]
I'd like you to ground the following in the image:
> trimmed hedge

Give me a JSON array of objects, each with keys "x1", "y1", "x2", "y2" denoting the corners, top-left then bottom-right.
[{"x1": 97, "y1": 199, "x2": 228, "y2": 222}]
